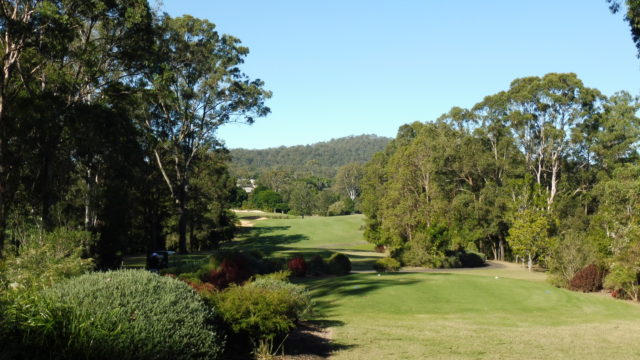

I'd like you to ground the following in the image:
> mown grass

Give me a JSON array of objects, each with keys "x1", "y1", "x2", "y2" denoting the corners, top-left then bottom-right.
[
  {"x1": 225, "y1": 214, "x2": 383, "y2": 271},
  {"x1": 302, "y1": 272, "x2": 640, "y2": 359}
]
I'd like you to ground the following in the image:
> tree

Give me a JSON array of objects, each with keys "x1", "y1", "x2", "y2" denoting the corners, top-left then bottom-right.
[
  {"x1": 506, "y1": 73, "x2": 602, "y2": 210},
  {"x1": 507, "y1": 208, "x2": 550, "y2": 271},
  {"x1": 144, "y1": 15, "x2": 271, "y2": 253},
  {"x1": 334, "y1": 163, "x2": 363, "y2": 201},
  {"x1": 609, "y1": 0, "x2": 640, "y2": 57},
  {"x1": 288, "y1": 182, "x2": 316, "y2": 218}
]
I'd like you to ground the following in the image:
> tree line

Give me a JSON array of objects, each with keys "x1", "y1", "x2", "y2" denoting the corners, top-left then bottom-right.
[
  {"x1": 230, "y1": 134, "x2": 390, "y2": 179},
  {"x1": 0, "y1": 0, "x2": 269, "y2": 267},
  {"x1": 361, "y1": 72, "x2": 640, "y2": 293},
  {"x1": 240, "y1": 162, "x2": 365, "y2": 217}
]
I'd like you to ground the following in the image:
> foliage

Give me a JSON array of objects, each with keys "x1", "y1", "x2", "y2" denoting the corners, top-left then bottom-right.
[
  {"x1": 207, "y1": 278, "x2": 311, "y2": 355},
  {"x1": 230, "y1": 135, "x2": 391, "y2": 179},
  {"x1": 569, "y1": 264, "x2": 607, "y2": 293},
  {"x1": 287, "y1": 256, "x2": 308, "y2": 277},
  {"x1": 203, "y1": 255, "x2": 254, "y2": 289},
  {"x1": 373, "y1": 257, "x2": 401, "y2": 272},
  {"x1": 457, "y1": 251, "x2": 486, "y2": 268},
  {"x1": 328, "y1": 253, "x2": 352, "y2": 275},
  {"x1": 0, "y1": 228, "x2": 94, "y2": 290},
  {"x1": 2, "y1": 270, "x2": 223, "y2": 360},
  {"x1": 507, "y1": 209, "x2": 550, "y2": 271},
  {"x1": 308, "y1": 255, "x2": 329, "y2": 276},
  {"x1": 546, "y1": 231, "x2": 597, "y2": 287}
]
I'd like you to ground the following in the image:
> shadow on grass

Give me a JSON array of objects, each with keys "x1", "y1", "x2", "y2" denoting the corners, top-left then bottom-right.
[
  {"x1": 304, "y1": 273, "x2": 423, "y2": 317},
  {"x1": 282, "y1": 319, "x2": 355, "y2": 358},
  {"x1": 223, "y1": 226, "x2": 309, "y2": 256}
]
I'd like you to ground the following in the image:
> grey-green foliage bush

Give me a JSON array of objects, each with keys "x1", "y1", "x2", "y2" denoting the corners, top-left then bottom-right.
[
  {"x1": 8, "y1": 270, "x2": 223, "y2": 360},
  {"x1": 373, "y1": 257, "x2": 401, "y2": 272}
]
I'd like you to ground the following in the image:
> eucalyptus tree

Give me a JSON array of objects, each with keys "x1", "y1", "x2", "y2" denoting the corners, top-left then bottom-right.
[
  {"x1": 505, "y1": 73, "x2": 603, "y2": 210},
  {"x1": 334, "y1": 162, "x2": 363, "y2": 201},
  {"x1": 145, "y1": 15, "x2": 271, "y2": 253}
]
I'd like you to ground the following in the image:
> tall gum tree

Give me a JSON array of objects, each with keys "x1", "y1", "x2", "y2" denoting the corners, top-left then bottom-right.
[{"x1": 145, "y1": 15, "x2": 271, "y2": 254}]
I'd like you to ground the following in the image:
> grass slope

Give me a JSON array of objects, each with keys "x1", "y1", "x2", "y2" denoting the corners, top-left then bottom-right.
[
  {"x1": 305, "y1": 272, "x2": 640, "y2": 359},
  {"x1": 226, "y1": 214, "x2": 383, "y2": 271}
]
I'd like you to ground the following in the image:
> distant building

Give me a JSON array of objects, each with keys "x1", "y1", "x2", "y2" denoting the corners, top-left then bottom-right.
[{"x1": 239, "y1": 178, "x2": 256, "y2": 193}]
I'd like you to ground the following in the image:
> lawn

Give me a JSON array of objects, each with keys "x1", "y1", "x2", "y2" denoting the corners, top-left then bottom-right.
[{"x1": 225, "y1": 213, "x2": 384, "y2": 271}]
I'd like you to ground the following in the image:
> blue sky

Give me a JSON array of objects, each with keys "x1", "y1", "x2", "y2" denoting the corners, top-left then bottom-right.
[{"x1": 162, "y1": 0, "x2": 640, "y2": 149}]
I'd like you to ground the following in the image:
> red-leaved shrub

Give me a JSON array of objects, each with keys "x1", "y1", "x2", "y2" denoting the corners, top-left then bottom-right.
[
  {"x1": 374, "y1": 245, "x2": 386, "y2": 253},
  {"x1": 204, "y1": 256, "x2": 252, "y2": 289},
  {"x1": 569, "y1": 264, "x2": 606, "y2": 292},
  {"x1": 288, "y1": 256, "x2": 307, "y2": 277}
]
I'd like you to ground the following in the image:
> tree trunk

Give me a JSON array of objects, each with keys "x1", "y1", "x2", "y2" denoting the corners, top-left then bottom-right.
[
  {"x1": 527, "y1": 253, "x2": 533, "y2": 272},
  {"x1": 499, "y1": 239, "x2": 505, "y2": 261}
]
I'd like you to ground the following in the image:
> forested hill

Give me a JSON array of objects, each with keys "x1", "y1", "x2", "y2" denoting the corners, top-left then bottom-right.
[{"x1": 230, "y1": 134, "x2": 391, "y2": 178}]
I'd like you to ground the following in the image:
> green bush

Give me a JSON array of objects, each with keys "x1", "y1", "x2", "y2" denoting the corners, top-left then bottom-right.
[
  {"x1": 373, "y1": 257, "x2": 401, "y2": 272},
  {"x1": 458, "y1": 251, "x2": 486, "y2": 268},
  {"x1": 604, "y1": 265, "x2": 640, "y2": 301},
  {"x1": 0, "y1": 228, "x2": 94, "y2": 291},
  {"x1": 308, "y1": 255, "x2": 329, "y2": 276},
  {"x1": 328, "y1": 253, "x2": 351, "y2": 275},
  {"x1": 5, "y1": 270, "x2": 223, "y2": 360},
  {"x1": 207, "y1": 277, "x2": 312, "y2": 351}
]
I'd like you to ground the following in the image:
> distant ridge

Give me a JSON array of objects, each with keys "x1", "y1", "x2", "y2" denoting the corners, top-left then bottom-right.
[{"x1": 229, "y1": 134, "x2": 391, "y2": 178}]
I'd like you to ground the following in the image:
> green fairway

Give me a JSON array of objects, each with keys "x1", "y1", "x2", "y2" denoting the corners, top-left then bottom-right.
[
  {"x1": 304, "y1": 272, "x2": 640, "y2": 359},
  {"x1": 224, "y1": 213, "x2": 384, "y2": 271}
]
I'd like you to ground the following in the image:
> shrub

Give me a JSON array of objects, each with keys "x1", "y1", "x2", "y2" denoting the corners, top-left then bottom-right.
[
  {"x1": 5, "y1": 270, "x2": 223, "y2": 360},
  {"x1": 374, "y1": 245, "x2": 386, "y2": 253},
  {"x1": 287, "y1": 256, "x2": 307, "y2": 277},
  {"x1": 569, "y1": 264, "x2": 606, "y2": 292},
  {"x1": 0, "y1": 228, "x2": 94, "y2": 290},
  {"x1": 458, "y1": 251, "x2": 486, "y2": 268},
  {"x1": 373, "y1": 257, "x2": 401, "y2": 272},
  {"x1": 328, "y1": 253, "x2": 351, "y2": 275},
  {"x1": 207, "y1": 278, "x2": 311, "y2": 355},
  {"x1": 307, "y1": 255, "x2": 329, "y2": 276},
  {"x1": 604, "y1": 265, "x2": 640, "y2": 301},
  {"x1": 248, "y1": 277, "x2": 312, "y2": 319},
  {"x1": 204, "y1": 255, "x2": 253, "y2": 289}
]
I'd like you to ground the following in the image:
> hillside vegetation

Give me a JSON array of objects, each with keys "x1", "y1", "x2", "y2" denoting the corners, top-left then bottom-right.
[{"x1": 230, "y1": 135, "x2": 391, "y2": 178}]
